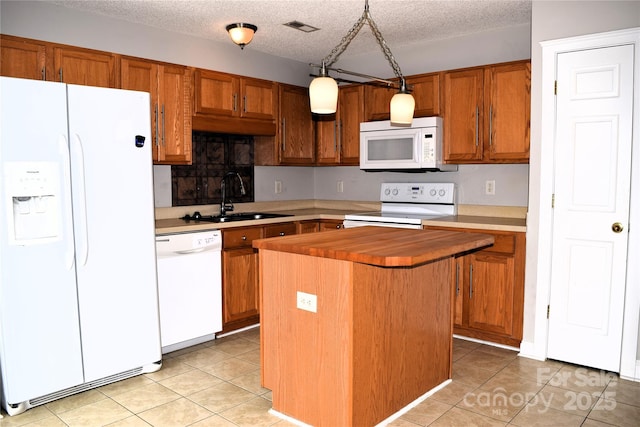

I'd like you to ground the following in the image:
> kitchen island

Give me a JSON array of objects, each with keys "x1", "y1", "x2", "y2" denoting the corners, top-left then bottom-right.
[{"x1": 253, "y1": 226, "x2": 494, "y2": 426}]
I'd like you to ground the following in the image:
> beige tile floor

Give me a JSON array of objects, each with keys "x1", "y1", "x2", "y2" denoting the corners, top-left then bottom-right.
[{"x1": 1, "y1": 328, "x2": 639, "y2": 426}]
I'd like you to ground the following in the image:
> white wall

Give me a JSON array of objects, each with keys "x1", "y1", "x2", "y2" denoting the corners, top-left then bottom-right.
[
  {"x1": 255, "y1": 165, "x2": 529, "y2": 206},
  {"x1": 524, "y1": 1, "x2": 640, "y2": 373}
]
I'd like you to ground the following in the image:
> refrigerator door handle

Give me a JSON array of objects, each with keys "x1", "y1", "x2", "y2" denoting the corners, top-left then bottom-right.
[
  {"x1": 59, "y1": 135, "x2": 75, "y2": 270},
  {"x1": 70, "y1": 133, "x2": 89, "y2": 266}
]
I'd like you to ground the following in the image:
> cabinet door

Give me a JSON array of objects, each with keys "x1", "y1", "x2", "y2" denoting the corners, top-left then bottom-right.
[
  {"x1": 338, "y1": 85, "x2": 363, "y2": 165},
  {"x1": 453, "y1": 256, "x2": 464, "y2": 328},
  {"x1": 407, "y1": 73, "x2": 441, "y2": 117},
  {"x1": 279, "y1": 84, "x2": 315, "y2": 164},
  {"x1": 363, "y1": 84, "x2": 397, "y2": 121},
  {"x1": 466, "y1": 253, "x2": 516, "y2": 336},
  {"x1": 240, "y1": 78, "x2": 277, "y2": 120},
  {"x1": 193, "y1": 69, "x2": 238, "y2": 117},
  {"x1": 156, "y1": 65, "x2": 192, "y2": 165},
  {"x1": 222, "y1": 247, "x2": 259, "y2": 325},
  {"x1": 443, "y1": 68, "x2": 484, "y2": 162},
  {"x1": 0, "y1": 35, "x2": 49, "y2": 80},
  {"x1": 484, "y1": 62, "x2": 530, "y2": 162},
  {"x1": 54, "y1": 47, "x2": 116, "y2": 88},
  {"x1": 120, "y1": 58, "x2": 160, "y2": 159},
  {"x1": 315, "y1": 114, "x2": 340, "y2": 165}
]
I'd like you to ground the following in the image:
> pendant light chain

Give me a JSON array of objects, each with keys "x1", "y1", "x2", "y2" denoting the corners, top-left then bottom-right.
[{"x1": 321, "y1": 0, "x2": 404, "y2": 80}]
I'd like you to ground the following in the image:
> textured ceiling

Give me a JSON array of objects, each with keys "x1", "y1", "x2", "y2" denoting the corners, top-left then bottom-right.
[{"x1": 52, "y1": 0, "x2": 532, "y2": 64}]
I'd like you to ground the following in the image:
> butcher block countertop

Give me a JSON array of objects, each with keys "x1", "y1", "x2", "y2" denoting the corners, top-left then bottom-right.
[{"x1": 252, "y1": 226, "x2": 494, "y2": 267}]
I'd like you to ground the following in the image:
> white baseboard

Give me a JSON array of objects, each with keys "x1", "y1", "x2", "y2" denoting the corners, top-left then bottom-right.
[{"x1": 517, "y1": 340, "x2": 547, "y2": 361}]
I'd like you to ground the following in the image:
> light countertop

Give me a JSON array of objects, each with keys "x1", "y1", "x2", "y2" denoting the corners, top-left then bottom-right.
[{"x1": 155, "y1": 201, "x2": 527, "y2": 235}]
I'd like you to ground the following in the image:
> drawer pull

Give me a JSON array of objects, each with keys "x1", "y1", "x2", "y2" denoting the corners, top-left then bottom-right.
[
  {"x1": 241, "y1": 235, "x2": 247, "y2": 241},
  {"x1": 279, "y1": 232, "x2": 285, "y2": 236}
]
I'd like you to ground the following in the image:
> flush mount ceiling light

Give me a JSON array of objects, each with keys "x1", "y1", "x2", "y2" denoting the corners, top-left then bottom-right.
[
  {"x1": 309, "y1": 0, "x2": 415, "y2": 125},
  {"x1": 226, "y1": 23, "x2": 258, "y2": 49}
]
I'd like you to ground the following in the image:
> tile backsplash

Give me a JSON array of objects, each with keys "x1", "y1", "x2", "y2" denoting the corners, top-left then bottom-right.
[{"x1": 171, "y1": 132, "x2": 254, "y2": 206}]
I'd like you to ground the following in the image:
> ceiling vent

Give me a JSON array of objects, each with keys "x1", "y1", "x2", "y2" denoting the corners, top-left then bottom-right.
[{"x1": 283, "y1": 21, "x2": 319, "y2": 33}]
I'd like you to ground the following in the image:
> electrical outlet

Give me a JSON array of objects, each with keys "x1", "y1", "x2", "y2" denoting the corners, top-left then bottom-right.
[
  {"x1": 296, "y1": 291, "x2": 317, "y2": 313},
  {"x1": 275, "y1": 180, "x2": 282, "y2": 194},
  {"x1": 485, "y1": 180, "x2": 496, "y2": 195},
  {"x1": 337, "y1": 180, "x2": 344, "y2": 193}
]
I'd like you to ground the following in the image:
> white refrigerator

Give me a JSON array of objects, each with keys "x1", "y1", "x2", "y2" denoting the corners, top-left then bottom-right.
[{"x1": 0, "y1": 77, "x2": 162, "y2": 416}]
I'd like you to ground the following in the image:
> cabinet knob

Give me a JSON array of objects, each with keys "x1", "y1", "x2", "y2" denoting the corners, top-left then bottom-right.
[
  {"x1": 241, "y1": 235, "x2": 247, "y2": 240},
  {"x1": 279, "y1": 232, "x2": 285, "y2": 236}
]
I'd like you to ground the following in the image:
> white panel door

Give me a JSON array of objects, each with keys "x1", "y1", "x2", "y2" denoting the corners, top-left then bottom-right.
[{"x1": 547, "y1": 44, "x2": 633, "y2": 372}]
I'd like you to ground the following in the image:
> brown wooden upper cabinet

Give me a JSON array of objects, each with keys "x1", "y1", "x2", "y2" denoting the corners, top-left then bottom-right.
[
  {"x1": 54, "y1": 46, "x2": 117, "y2": 88},
  {"x1": 316, "y1": 85, "x2": 363, "y2": 165},
  {"x1": 0, "y1": 35, "x2": 50, "y2": 80},
  {"x1": 443, "y1": 60, "x2": 530, "y2": 163},
  {"x1": 363, "y1": 72, "x2": 441, "y2": 121},
  {"x1": 193, "y1": 69, "x2": 277, "y2": 121},
  {"x1": 121, "y1": 57, "x2": 192, "y2": 165},
  {"x1": 278, "y1": 84, "x2": 315, "y2": 165}
]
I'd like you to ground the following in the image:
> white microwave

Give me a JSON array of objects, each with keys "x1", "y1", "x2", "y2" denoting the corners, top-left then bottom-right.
[{"x1": 359, "y1": 117, "x2": 457, "y2": 171}]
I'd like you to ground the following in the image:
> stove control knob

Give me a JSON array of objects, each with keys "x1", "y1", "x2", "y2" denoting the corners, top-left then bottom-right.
[
  {"x1": 439, "y1": 189, "x2": 446, "y2": 197},
  {"x1": 429, "y1": 189, "x2": 437, "y2": 196},
  {"x1": 384, "y1": 188, "x2": 391, "y2": 196},
  {"x1": 392, "y1": 188, "x2": 399, "y2": 196}
]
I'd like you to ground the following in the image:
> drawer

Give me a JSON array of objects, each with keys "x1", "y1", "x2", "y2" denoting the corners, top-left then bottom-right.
[
  {"x1": 297, "y1": 220, "x2": 319, "y2": 234},
  {"x1": 264, "y1": 223, "x2": 297, "y2": 238},
  {"x1": 424, "y1": 226, "x2": 516, "y2": 255},
  {"x1": 223, "y1": 227, "x2": 263, "y2": 249},
  {"x1": 482, "y1": 233, "x2": 516, "y2": 255}
]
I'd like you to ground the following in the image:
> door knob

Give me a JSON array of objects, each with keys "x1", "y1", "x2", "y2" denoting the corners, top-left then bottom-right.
[{"x1": 612, "y1": 222, "x2": 624, "y2": 233}]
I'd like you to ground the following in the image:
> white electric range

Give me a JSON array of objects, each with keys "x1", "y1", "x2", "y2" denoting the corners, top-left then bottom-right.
[{"x1": 343, "y1": 182, "x2": 457, "y2": 229}]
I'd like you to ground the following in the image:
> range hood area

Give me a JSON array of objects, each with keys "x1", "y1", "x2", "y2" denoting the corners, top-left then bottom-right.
[{"x1": 192, "y1": 115, "x2": 276, "y2": 136}]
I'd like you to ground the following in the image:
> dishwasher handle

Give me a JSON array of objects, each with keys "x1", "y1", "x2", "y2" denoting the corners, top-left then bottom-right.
[{"x1": 175, "y1": 248, "x2": 206, "y2": 255}]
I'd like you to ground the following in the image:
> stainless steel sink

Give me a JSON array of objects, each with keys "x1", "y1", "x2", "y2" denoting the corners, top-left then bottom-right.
[{"x1": 182, "y1": 212, "x2": 293, "y2": 223}]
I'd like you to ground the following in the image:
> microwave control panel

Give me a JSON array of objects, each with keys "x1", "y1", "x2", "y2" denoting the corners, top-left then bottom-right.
[{"x1": 380, "y1": 182, "x2": 455, "y2": 204}]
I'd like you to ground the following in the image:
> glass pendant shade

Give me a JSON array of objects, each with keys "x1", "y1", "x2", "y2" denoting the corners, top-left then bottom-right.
[
  {"x1": 226, "y1": 23, "x2": 257, "y2": 49},
  {"x1": 390, "y1": 92, "x2": 415, "y2": 125},
  {"x1": 309, "y1": 76, "x2": 339, "y2": 114}
]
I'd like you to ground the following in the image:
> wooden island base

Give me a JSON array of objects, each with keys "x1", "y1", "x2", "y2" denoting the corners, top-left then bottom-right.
[{"x1": 255, "y1": 227, "x2": 493, "y2": 427}]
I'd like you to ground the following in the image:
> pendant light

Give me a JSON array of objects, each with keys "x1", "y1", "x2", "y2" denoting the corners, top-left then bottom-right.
[
  {"x1": 226, "y1": 23, "x2": 258, "y2": 50},
  {"x1": 309, "y1": 0, "x2": 414, "y2": 125}
]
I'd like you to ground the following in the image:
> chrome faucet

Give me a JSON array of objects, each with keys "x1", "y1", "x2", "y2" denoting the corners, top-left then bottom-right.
[{"x1": 220, "y1": 171, "x2": 246, "y2": 216}]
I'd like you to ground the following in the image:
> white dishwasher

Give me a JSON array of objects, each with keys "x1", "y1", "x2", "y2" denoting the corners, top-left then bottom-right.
[{"x1": 155, "y1": 230, "x2": 222, "y2": 354}]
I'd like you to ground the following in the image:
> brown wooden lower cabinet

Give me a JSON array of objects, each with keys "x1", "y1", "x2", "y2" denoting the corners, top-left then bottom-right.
[
  {"x1": 427, "y1": 226, "x2": 525, "y2": 347},
  {"x1": 221, "y1": 226, "x2": 261, "y2": 333},
  {"x1": 220, "y1": 222, "x2": 298, "y2": 334}
]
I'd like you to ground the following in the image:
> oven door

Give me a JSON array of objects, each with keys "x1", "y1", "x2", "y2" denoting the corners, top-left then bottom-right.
[{"x1": 342, "y1": 219, "x2": 423, "y2": 230}]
